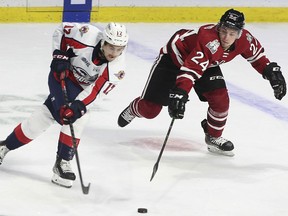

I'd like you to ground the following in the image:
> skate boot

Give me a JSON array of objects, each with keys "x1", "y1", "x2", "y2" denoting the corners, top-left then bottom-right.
[
  {"x1": 51, "y1": 156, "x2": 76, "y2": 188},
  {"x1": 0, "y1": 141, "x2": 10, "y2": 165},
  {"x1": 201, "y1": 119, "x2": 234, "y2": 157},
  {"x1": 118, "y1": 104, "x2": 136, "y2": 127}
]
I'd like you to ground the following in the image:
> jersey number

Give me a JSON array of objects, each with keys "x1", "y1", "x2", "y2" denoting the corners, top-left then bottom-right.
[
  {"x1": 191, "y1": 51, "x2": 209, "y2": 71},
  {"x1": 64, "y1": 25, "x2": 73, "y2": 34},
  {"x1": 103, "y1": 83, "x2": 115, "y2": 95},
  {"x1": 250, "y1": 43, "x2": 258, "y2": 55}
]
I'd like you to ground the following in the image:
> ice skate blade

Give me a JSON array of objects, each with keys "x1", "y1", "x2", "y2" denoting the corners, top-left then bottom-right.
[
  {"x1": 51, "y1": 173, "x2": 73, "y2": 188},
  {"x1": 207, "y1": 145, "x2": 235, "y2": 157}
]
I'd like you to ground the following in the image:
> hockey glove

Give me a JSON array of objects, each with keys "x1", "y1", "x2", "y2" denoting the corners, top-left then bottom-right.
[
  {"x1": 263, "y1": 62, "x2": 286, "y2": 100},
  {"x1": 168, "y1": 87, "x2": 189, "y2": 119},
  {"x1": 60, "y1": 100, "x2": 87, "y2": 125},
  {"x1": 50, "y1": 49, "x2": 71, "y2": 79}
]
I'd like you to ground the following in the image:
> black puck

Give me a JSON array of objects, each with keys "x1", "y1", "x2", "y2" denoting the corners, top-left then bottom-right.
[{"x1": 138, "y1": 208, "x2": 148, "y2": 213}]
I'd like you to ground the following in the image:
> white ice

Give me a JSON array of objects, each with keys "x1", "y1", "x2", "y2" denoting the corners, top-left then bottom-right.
[{"x1": 1, "y1": 23, "x2": 288, "y2": 216}]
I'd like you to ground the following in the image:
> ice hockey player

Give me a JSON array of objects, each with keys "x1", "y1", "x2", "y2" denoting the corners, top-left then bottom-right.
[
  {"x1": 0, "y1": 22, "x2": 128, "y2": 187},
  {"x1": 118, "y1": 8, "x2": 286, "y2": 156}
]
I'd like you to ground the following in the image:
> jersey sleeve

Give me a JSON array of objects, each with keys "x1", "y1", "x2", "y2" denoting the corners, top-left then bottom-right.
[
  {"x1": 177, "y1": 37, "x2": 212, "y2": 93},
  {"x1": 240, "y1": 30, "x2": 270, "y2": 74},
  {"x1": 52, "y1": 23, "x2": 102, "y2": 53},
  {"x1": 163, "y1": 27, "x2": 211, "y2": 93},
  {"x1": 52, "y1": 23, "x2": 65, "y2": 52}
]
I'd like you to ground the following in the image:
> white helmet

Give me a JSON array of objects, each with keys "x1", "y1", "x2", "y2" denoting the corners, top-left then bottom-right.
[{"x1": 103, "y1": 22, "x2": 129, "y2": 46}]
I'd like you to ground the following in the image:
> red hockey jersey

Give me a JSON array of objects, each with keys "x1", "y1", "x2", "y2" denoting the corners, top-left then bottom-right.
[{"x1": 161, "y1": 24, "x2": 270, "y2": 93}]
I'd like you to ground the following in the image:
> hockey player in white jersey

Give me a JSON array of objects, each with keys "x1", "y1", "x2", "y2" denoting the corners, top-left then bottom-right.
[{"x1": 0, "y1": 22, "x2": 128, "y2": 188}]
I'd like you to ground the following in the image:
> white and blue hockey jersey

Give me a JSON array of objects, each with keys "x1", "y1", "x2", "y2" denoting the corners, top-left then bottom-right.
[{"x1": 52, "y1": 22, "x2": 126, "y2": 108}]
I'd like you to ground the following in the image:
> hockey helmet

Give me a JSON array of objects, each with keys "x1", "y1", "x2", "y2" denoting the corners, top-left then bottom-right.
[
  {"x1": 219, "y1": 9, "x2": 245, "y2": 31},
  {"x1": 103, "y1": 22, "x2": 129, "y2": 46}
]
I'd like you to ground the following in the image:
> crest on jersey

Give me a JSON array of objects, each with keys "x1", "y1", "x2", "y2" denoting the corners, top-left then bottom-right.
[
  {"x1": 114, "y1": 70, "x2": 125, "y2": 80},
  {"x1": 79, "y1": 26, "x2": 89, "y2": 36},
  {"x1": 246, "y1": 33, "x2": 253, "y2": 43},
  {"x1": 206, "y1": 39, "x2": 220, "y2": 54},
  {"x1": 73, "y1": 66, "x2": 98, "y2": 85}
]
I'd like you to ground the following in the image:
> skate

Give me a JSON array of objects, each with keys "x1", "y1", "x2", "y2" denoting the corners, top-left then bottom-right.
[
  {"x1": 118, "y1": 104, "x2": 136, "y2": 127},
  {"x1": 201, "y1": 119, "x2": 234, "y2": 157},
  {"x1": 0, "y1": 141, "x2": 10, "y2": 165},
  {"x1": 51, "y1": 156, "x2": 76, "y2": 188}
]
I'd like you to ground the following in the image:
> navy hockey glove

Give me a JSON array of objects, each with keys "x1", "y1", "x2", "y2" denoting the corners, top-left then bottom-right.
[
  {"x1": 168, "y1": 87, "x2": 189, "y2": 119},
  {"x1": 50, "y1": 49, "x2": 71, "y2": 79},
  {"x1": 263, "y1": 62, "x2": 286, "y2": 100},
  {"x1": 60, "y1": 100, "x2": 87, "y2": 125}
]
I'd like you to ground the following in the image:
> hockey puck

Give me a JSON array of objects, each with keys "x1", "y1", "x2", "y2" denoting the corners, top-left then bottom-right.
[{"x1": 138, "y1": 208, "x2": 148, "y2": 213}]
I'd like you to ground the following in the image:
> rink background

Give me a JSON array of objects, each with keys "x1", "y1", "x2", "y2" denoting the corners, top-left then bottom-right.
[{"x1": 1, "y1": 23, "x2": 288, "y2": 215}]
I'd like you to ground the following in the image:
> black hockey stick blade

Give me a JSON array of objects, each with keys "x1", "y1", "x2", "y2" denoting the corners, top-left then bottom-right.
[
  {"x1": 150, "y1": 163, "x2": 159, "y2": 181},
  {"x1": 82, "y1": 183, "x2": 91, "y2": 194},
  {"x1": 74, "y1": 150, "x2": 91, "y2": 195}
]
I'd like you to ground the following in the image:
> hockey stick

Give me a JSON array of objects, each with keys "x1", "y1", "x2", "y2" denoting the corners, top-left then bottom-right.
[
  {"x1": 150, "y1": 118, "x2": 175, "y2": 181},
  {"x1": 60, "y1": 71, "x2": 91, "y2": 194}
]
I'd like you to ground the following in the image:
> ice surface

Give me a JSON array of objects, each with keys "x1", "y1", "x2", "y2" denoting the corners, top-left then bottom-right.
[{"x1": 1, "y1": 23, "x2": 288, "y2": 216}]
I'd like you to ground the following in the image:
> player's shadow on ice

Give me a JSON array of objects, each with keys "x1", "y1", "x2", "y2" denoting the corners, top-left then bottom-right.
[
  {"x1": 0, "y1": 167, "x2": 50, "y2": 184},
  {"x1": 128, "y1": 137, "x2": 204, "y2": 152},
  {"x1": 119, "y1": 136, "x2": 288, "y2": 183}
]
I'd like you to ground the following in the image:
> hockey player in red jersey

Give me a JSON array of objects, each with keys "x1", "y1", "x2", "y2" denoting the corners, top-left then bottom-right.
[
  {"x1": 118, "y1": 9, "x2": 286, "y2": 156},
  {"x1": 0, "y1": 22, "x2": 128, "y2": 188}
]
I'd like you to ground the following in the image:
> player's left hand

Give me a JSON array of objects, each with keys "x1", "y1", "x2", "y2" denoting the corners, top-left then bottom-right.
[
  {"x1": 168, "y1": 87, "x2": 189, "y2": 119},
  {"x1": 60, "y1": 100, "x2": 87, "y2": 125},
  {"x1": 263, "y1": 62, "x2": 286, "y2": 100}
]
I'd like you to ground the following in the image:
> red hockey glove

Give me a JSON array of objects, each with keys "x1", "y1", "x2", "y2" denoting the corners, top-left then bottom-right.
[
  {"x1": 60, "y1": 100, "x2": 87, "y2": 125},
  {"x1": 168, "y1": 87, "x2": 189, "y2": 119},
  {"x1": 263, "y1": 62, "x2": 286, "y2": 100}
]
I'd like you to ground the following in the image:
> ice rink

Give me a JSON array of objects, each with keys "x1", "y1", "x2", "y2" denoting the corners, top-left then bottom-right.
[{"x1": 1, "y1": 22, "x2": 288, "y2": 216}]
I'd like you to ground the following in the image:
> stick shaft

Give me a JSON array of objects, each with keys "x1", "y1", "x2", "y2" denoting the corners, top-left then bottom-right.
[
  {"x1": 60, "y1": 73, "x2": 90, "y2": 194},
  {"x1": 150, "y1": 118, "x2": 175, "y2": 181}
]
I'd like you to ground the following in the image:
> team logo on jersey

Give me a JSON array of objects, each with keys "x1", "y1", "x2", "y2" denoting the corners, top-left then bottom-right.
[
  {"x1": 246, "y1": 33, "x2": 253, "y2": 43},
  {"x1": 73, "y1": 66, "x2": 98, "y2": 85},
  {"x1": 81, "y1": 57, "x2": 90, "y2": 67},
  {"x1": 206, "y1": 39, "x2": 220, "y2": 54},
  {"x1": 79, "y1": 26, "x2": 89, "y2": 36},
  {"x1": 114, "y1": 70, "x2": 125, "y2": 80}
]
